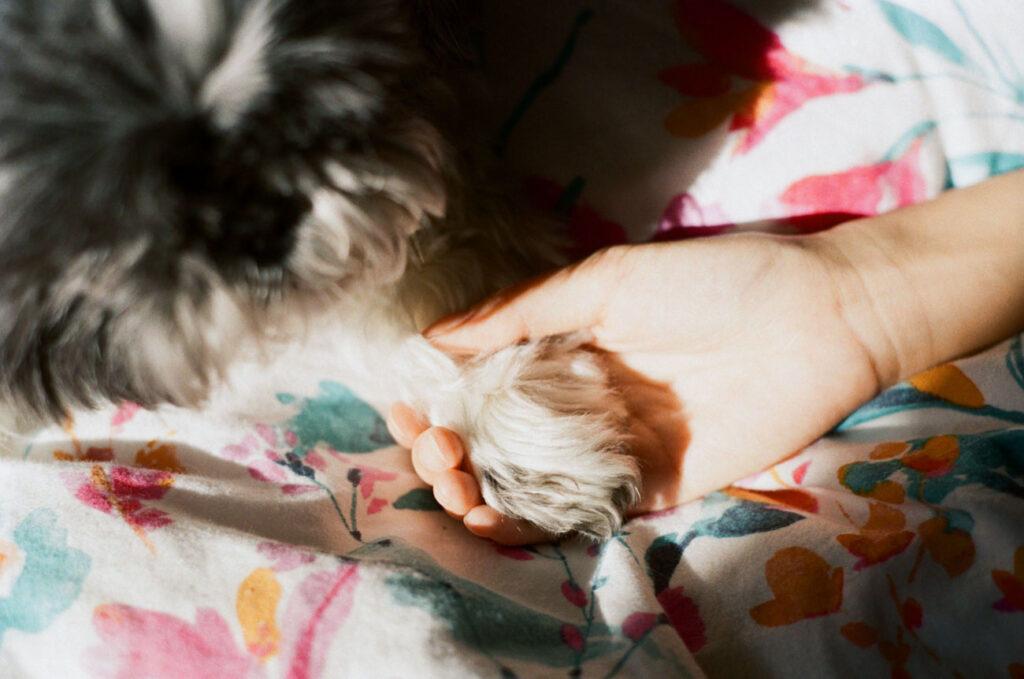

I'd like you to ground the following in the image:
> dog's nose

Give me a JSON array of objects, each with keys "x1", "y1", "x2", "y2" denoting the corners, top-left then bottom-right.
[
  {"x1": 224, "y1": 191, "x2": 310, "y2": 266},
  {"x1": 185, "y1": 190, "x2": 311, "y2": 268}
]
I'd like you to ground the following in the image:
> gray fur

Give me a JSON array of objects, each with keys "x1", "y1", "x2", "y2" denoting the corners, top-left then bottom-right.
[{"x1": 0, "y1": 0, "x2": 641, "y2": 539}]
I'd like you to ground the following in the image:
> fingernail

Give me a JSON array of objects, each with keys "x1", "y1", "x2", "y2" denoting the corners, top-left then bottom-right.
[
  {"x1": 388, "y1": 403, "x2": 428, "y2": 439},
  {"x1": 418, "y1": 430, "x2": 450, "y2": 472},
  {"x1": 433, "y1": 479, "x2": 453, "y2": 507}
]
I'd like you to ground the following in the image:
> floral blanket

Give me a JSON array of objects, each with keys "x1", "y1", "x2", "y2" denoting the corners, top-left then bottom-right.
[{"x1": 2, "y1": 1, "x2": 1023, "y2": 677}]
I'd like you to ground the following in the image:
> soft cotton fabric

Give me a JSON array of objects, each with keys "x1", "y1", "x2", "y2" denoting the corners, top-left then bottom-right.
[{"x1": 2, "y1": 1, "x2": 1023, "y2": 677}]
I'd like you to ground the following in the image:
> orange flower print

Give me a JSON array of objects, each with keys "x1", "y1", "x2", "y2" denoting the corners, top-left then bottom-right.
[
  {"x1": 836, "y1": 503, "x2": 915, "y2": 570},
  {"x1": 908, "y1": 364, "x2": 985, "y2": 409},
  {"x1": 750, "y1": 546, "x2": 843, "y2": 626},
  {"x1": 992, "y1": 546, "x2": 1024, "y2": 613},
  {"x1": 237, "y1": 568, "x2": 282, "y2": 662},
  {"x1": 917, "y1": 515, "x2": 975, "y2": 578},
  {"x1": 900, "y1": 436, "x2": 960, "y2": 478}
]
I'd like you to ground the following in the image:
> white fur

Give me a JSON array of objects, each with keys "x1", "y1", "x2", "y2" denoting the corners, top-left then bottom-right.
[
  {"x1": 280, "y1": 272, "x2": 641, "y2": 540},
  {"x1": 201, "y1": 0, "x2": 276, "y2": 129},
  {"x1": 147, "y1": 0, "x2": 225, "y2": 77}
]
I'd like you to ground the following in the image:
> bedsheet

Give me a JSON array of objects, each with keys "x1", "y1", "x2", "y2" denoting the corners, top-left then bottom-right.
[{"x1": 2, "y1": 1, "x2": 1023, "y2": 677}]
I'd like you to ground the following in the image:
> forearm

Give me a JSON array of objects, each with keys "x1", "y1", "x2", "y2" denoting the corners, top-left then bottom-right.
[{"x1": 811, "y1": 169, "x2": 1024, "y2": 388}]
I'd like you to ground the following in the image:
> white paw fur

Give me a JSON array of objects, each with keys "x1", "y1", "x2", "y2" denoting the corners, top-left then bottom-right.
[{"x1": 411, "y1": 334, "x2": 641, "y2": 540}]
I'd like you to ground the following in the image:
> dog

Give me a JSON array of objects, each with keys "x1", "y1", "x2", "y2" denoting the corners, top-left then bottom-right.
[{"x1": 0, "y1": 0, "x2": 640, "y2": 538}]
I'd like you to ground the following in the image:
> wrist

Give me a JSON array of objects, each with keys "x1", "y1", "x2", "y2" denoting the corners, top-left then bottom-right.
[
  {"x1": 804, "y1": 171, "x2": 1024, "y2": 387},
  {"x1": 804, "y1": 219, "x2": 933, "y2": 391}
]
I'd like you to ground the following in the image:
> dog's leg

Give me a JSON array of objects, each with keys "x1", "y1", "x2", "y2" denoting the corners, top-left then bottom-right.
[
  {"x1": 331, "y1": 299, "x2": 640, "y2": 540},
  {"x1": 418, "y1": 333, "x2": 641, "y2": 540}
]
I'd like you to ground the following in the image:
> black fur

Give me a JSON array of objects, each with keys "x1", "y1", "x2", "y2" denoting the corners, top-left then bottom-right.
[{"x1": 0, "y1": 0, "x2": 445, "y2": 415}]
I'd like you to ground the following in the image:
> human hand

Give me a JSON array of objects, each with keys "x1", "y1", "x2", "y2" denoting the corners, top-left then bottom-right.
[{"x1": 387, "y1": 232, "x2": 887, "y2": 544}]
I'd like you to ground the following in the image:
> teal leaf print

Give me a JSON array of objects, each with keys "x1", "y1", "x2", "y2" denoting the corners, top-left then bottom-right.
[
  {"x1": 0, "y1": 509, "x2": 91, "y2": 641},
  {"x1": 646, "y1": 498, "x2": 803, "y2": 592},
  {"x1": 693, "y1": 501, "x2": 803, "y2": 539},
  {"x1": 352, "y1": 538, "x2": 627, "y2": 670},
  {"x1": 875, "y1": 1, "x2": 970, "y2": 67},
  {"x1": 493, "y1": 9, "x2": 593, "y2": 158},
  {"x1": 386, "y1": 571, "x2": 623, "y2": 668},
  {"x1": 278, "y1": 381, "x2": 393, "y2": 454},
  {"x1": 393, "y1": 488, "x2": 442, "y2": 511},
  {"x1": 882, "y1": 120, "x2": 937, "y2": 162},
  {"x1": 950, "y1": 153, "x2": 1024, "y2": 179},
  {"x1": 1009, "y1": 336, "x2": 1024, "y2": 393},
  {"x1": 646, "y1": 536, "x2": 684, "y2": 594},
  {"x1": 839, "y1": 383, "x2": 1024, "y2": 429},
  {"x1": 839, "y1": 430, "x2": 1024, "y2": 505}
]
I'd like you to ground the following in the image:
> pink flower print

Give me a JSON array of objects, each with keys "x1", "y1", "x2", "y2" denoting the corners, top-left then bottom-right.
[
  {"x1": 64, "y1": 465, "x2": 174, "y2": 551},
  {"x1": 653, "y1": 193, "x2": 735, "y2": 241},
  {"x1": 257, "y1": 542, "x2": 317, "y2": 572},
  {"x1": 727, "y1": 67, "x2": 864, "y2": 154},
  {"x1": 349, "y1": 464, "x2": 398, "y2": 500},
  {"x1": 663, "y1": 0, "x2": 868, "y2": 152},
  {"x1": 303, "y1": 449, "x2": 327, "y2": 472},
  {"x1": 87, "y1": 605, "x2": 264, "y2": 679},
  {"x1": 779, "y1": 141, "x2": 927, "y2": 230},
  {"x1": 495, "y1": 545, "x2": 535, "y2": 561},
  {"x1": 110, "y1": 402, "x2": 141, "y2": 428},
  {"x1": 221, "y1": 433, "x2": 288, "y2": 482},
  {"x1": 255, "y1": 423, "x2": 278, "y2": 447},
  {"x1": 221, "y1": 435, "x2": 261, "y2": 463},
  {"x1": 280, "y1": 484, "x2": 320, "y2": 496},
  {"x1": 248, "y1": 452, "x2": 289, "y2": 484},
  {"x1": 792, "y1": 461, "x2": 811, "y2": 485},
  {"x1": 366, "y1": 498, "x2": 388, "y2": 515},
  {"x1": 279, "y1": 564, "x2": 359, "y2": 679}
]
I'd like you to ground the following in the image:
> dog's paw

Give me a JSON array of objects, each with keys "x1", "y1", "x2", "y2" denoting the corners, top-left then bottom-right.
[{"x1": 447, "y1": 335, "x2": 641, "y2": 540}]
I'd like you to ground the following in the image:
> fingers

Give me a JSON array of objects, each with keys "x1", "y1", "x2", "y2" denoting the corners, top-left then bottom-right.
[
  {"x1": 434, "y1": 469, "x2": 483, "y2": 516},
  {"x1": 386, "y1": 402, "x2": 429, "y2": 448},
  {"x1": 410, "y1": 427, "x2": 464, "y2": 486},
  {"x1": 387, "y1": 404, "x2": 554, "y2": 546},
  {"x1": 424, "y1": 248, "x2": 625, "y2": 354},
  {"x1": 463, "y1": 506, "x2": 553, "y2": 546}
]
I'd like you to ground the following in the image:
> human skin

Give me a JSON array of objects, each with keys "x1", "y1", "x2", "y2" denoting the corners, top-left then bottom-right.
[{"x1": 387, "y1": 169, "x2": 1024, "y2": 545}]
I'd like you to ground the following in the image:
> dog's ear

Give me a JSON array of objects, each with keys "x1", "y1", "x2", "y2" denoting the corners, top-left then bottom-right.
[{"x1": 411, "y1": 0, "x2": 482, "y2": 66}]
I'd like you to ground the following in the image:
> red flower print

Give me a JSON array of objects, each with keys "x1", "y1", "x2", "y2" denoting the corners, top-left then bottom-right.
[
  {"x1": 992, "y1": 546, "x2": 1024, "y2": 612},
  {"x1": 524, "y1": 176, "x2": 628, "y2": 258},
  {"x1": 561, "y1": 580, "x2": 587, "y2": 608},
  {"x1": 663, "y1": 0, "x2": 868, "y2": 152},
  {"x1": 560, "y1": 624, "x2": 584, "y2": 653},
  {"x1": 656, "y1": 586, "x2": 706, "y2": 652},
  {"x1": 621, "y1": 612, "x2": 659, "y2": 642}
]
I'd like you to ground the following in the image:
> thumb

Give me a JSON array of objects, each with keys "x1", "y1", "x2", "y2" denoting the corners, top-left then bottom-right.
[{"x1": 423, "y1": 257, "x2": 610, "y2": 354}]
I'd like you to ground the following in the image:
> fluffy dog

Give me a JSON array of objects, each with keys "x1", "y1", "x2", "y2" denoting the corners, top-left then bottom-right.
[{"x1": 0, "y1": 0, "x2": 640, "y2": 538}]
